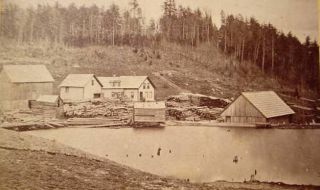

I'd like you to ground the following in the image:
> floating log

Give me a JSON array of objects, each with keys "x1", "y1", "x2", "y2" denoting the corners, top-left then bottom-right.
[
  {"x1": 48, "y1": 122, "x2": 65, "y2": 128},
  {"x1": 70, "y1": 122, "x2": 127, "y2": 128}
]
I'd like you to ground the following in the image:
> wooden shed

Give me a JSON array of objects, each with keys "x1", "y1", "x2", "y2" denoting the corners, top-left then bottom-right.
[
  {"x1": 0, "y1": 65, "x2": 54, "y2": 111},
  {"x1": 30, "y1": 95, "x2": 63, "y2": 119},
  {"x1": 220, "y1": 91, "x2": 295, "y2": 125},
  {"x1": 133, "y1": 101, "x2": 166, "y2": 124},
  {"x1": 34, "y1": 95, "x2": 63, "y2": 107}
]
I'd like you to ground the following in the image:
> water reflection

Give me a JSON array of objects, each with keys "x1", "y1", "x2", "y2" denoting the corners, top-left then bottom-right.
[{"x1": 26, "y1": 127, "x2": 320, "y2": 185}]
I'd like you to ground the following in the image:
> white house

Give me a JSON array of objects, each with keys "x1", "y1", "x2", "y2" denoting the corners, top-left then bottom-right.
[
  {"x1": 98, "y1": 76, "x2": 155, "y2": 101},
  {"x1": 59, "y1": 74, "x2": 102, "y2": 102}
]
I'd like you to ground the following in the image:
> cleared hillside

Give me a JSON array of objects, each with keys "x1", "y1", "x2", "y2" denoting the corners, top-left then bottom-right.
[{"x1": 0, "y1": 41, "x2": 293, "y2": 100}]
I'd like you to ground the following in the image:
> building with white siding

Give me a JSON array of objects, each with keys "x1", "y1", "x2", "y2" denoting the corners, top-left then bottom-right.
[
  {"x1": 59, "y1": 74, "x2": 102, "y2": 102},
  {"x1": 98, "y1": 76, "x2": 155, "y2": 101}
]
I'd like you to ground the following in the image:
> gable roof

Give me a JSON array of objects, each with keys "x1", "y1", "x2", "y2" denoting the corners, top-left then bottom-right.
[
  {"x1": 98, "y1": 76, "x2": 154, "y2": 89},
  {"x1": 241, "y1": 91, "x2": 295, "y2": 118},
  {"x1": 36, "y1": 95, "x2": 61, "y2": 103},
  {"x1": 59, "y1": 74, "x2": 102, "y2": 88},
  {"x1": 2, "y1": 65, "x2": 54, "y2": 83}
]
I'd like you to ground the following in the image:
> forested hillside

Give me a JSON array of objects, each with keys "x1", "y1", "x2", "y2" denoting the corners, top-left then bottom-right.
[{"x1": 0, "y1": 0, "x2": 318, "y2": 97}]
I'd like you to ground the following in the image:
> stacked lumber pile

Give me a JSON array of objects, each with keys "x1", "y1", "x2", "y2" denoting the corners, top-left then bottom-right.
[
  {"x1": 0, "y1": 110, "x2": 43, "y2": 124},
  {"x1": 1, "y1": 121, "x2": 66, "y2": 131},
  {"x1": 0, "y1": 110, "x2": 67, "y2": 131},
  {"x1": 166, "y1": 93, "x2": 228, "y2": 121},
  {"x1": 63, "y1": 100, "x2": 133, "y2": 121},
  {"x1": 30, "y1": 100, "x2": 60, "y2": 119},
  {"x1": 66, "y1": 118, "x2": 127, "y2": 128},
  {"x1": 279, "y1": 93, "x2": 317, "y2": 123}
]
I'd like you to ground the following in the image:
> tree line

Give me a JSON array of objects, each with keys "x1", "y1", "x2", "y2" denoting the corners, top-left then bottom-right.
[
  {"x1": 159, "y1": 0, "x2": 218, "y2": 46},
  {"x1": 218, "y1": 12, "x2": 319, "y2": 92},
  {"x1": 159, "y1": 0, "x2": 318, "y2": 92},
  {"x1": 0, "y1": 0, "x2": 318, "y2": 92},
  {"x1": 0, "y1": 0, "x2": 154, "y2": 47}
]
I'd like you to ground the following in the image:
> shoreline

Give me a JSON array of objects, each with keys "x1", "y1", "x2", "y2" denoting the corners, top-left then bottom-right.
[
  {"x1": 0, "y1": 128, "x2": 319, "y2": 189},
  {"x1": 165, "y1": 120, "x2": 320, "y2": 129},
  {"x1": 2, "y1": 119, "x2": 320, "y2": 132}
]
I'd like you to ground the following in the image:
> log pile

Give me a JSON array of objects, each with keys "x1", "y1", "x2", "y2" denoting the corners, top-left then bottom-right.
[
  {"x1": 0, "y1": 110, "x2": 44, "y2": 124},
  {"x1": 66, "y1": 118, "x2": 127, "y2": 127},
  {"x1": 0, "y1": 110, "x2": 67, "y2": 131},
  {"x1": 0, "y1": 99, "x2": 133, "y2": 131},
  {"x1": 0, "y1": 121, "x2": 67, "y2": 131},
  {"x1": 30, "y1": 100, "x2": 60, "y2": 119},
  {"x1": 63, "y1": 100, "x2": 133, "y2": 121},
  {"x1": 166, "y1": 93, "x2": 228, "y2": 121}
]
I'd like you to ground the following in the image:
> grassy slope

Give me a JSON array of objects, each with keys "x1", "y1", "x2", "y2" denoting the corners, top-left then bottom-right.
[{"x1": 0, "y1": 40, "x2": 292, "y2": 100}]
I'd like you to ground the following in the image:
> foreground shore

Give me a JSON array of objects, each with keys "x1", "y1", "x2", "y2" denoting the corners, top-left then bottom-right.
[{"x1": 0, "y1": 128, "x2": 318, "y2": 190}]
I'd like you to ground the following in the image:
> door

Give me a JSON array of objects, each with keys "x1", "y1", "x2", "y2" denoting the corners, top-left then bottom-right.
[
  {"x1": 31, "y1": 90, "x2": 37, "y2": 100},
  {"x1": 140, "y1": 92, "x2": 144, "y2": 101},
  {"x1": 226, "y1": 116, "x2": 231, "y2": 123}
]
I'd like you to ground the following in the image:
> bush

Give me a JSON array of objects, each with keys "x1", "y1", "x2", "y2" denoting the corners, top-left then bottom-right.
[
  {"x1": 156, "y1": 52, "x2": 161, "y2": 59},
  {"x1": 132, "y1": 48, "x2": 138, "y2": 53}
]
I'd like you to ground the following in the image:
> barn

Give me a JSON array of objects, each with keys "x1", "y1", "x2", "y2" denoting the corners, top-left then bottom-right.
[
  {"x1": 59, "y1": 74, "x2": 102, "y2": 102},
  {"x1": 0, "y1": 65, "x2": 54, "y2": 111},
  {"x1": 220, "y1": 91, "x2": 295, "y2": 125},
  {"x1": 133, "y1": 101, "x2": 166, "y2": 123},
  {"x1": 98, "y1": 76, "x2": 155, "y2": 102}
]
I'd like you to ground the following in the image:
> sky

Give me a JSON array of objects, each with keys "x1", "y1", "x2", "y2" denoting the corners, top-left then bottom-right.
[{"x1": 7, "y1": 0, "x2": 319, "y2": 43}]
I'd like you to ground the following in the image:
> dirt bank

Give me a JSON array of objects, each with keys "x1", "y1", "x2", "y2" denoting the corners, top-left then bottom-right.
[{"x1": 0, "y1": 128, "x2": 318, "y2": 190}]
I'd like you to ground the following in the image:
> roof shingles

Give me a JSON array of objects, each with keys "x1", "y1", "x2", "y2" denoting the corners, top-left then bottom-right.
[
  {"x1": 242, "y1": 91, "x2": 295, "y2": 118},
  {"x1": 98, "y1": 76, "x2": 148, "y2": 89},
  {"x1": 59, "y1": 74, "x2": 102, "y2": 88},
  {"x1": 3, "y1": 65, "x2": 54, "y2": 83}
]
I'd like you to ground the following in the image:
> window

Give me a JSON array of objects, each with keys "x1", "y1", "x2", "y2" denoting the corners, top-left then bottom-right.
[
  {"x1": 147, "y1": 84, "x2": 150, "y2": 89},
  {"x1": 92, "y1": 80, "x2": 94, "y2": 86},
  {"x1": 65, "y1": 87, "x2": 69, "y2": 93},
  {"x1": 131, "y1": 92, "x2": 134, "y2": 99},
  {"x1": 143, "y1": 84, "x2": 146, "y2": 89},
  {"x1": 111, "y1": 81, "x2": 120, "y2": 87},
  {"x1": 94, "y1": 93, "x2": 101, "y2": 98}
]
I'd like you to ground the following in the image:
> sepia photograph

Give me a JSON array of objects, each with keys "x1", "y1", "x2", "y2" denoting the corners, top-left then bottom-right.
[{"x1": 0, "y1": 0, "x2": 319, "y2": 189}]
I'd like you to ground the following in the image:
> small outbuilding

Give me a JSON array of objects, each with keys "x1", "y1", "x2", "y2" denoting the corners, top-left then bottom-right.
[
  {"x1": 220, "y1": 91, "x2": 295, "y2": 125},
  {"x1": 59, "y1": 74, "x2": 103, "y2": 102},
  {"x1": 35, "y1": 95, "x2": 63, "y2": 107},
  {"x1": 30, "y1": 95, "x2": 63, "y2": 118},
  {"x1": 0, "y1": 65, "x2": 54, "y2": 110},
  {"x1": 133, "y1": 101, "x2": 166, "y2": 123}
]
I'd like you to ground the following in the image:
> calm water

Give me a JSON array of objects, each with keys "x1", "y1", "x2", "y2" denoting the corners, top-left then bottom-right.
[{"x1": 26, "y1": 127, "x2": 320, "y2": 185}]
